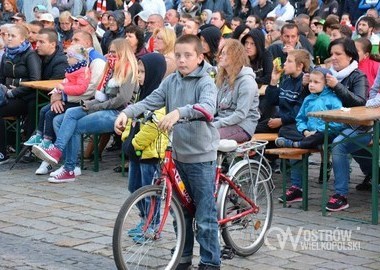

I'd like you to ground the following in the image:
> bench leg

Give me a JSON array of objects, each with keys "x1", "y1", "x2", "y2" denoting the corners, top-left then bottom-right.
[
  {"x1": 15, "y1": 118, "x2": 21, "y2": 155},
  {"x1": 93, "y1": 134, "x2": 99, "y2": 172},
  {"x1": 281, "y1": 159, "x2": 288, "y2": 208},
  {"x1": 301, "y1": 154, "x2": 309, "y2": 211}
]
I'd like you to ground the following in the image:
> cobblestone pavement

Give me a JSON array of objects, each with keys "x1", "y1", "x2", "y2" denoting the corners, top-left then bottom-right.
[{"x1": 0, "y1": 150, "x2": 379, "y2": 270}]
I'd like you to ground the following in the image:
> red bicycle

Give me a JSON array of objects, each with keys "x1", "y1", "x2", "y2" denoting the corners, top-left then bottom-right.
[{"x1": 112, "y1": 107, "x2": 274, "y2": 269}]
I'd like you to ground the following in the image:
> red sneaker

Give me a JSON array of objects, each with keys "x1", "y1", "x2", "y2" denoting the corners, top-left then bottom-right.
[
  {"x1": 32, "y1": 144, "x2": 62, "y2": 165},
  {"x1": 48, "y1": 168, "x2": 75, "y2": 183}
]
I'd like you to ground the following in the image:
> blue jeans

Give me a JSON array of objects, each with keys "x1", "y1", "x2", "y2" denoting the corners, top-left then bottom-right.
[
  {"x1": 52, "y1": 107, "x2": 119, "y2": 171},
  {"x1": 174, "y1": 160, "x2": 220, "y2": 267},
  {"x1": 332, "y1": 128, "x2": 372, "y2": 196},
  {"x1": 128, "y1": 160, "x2": 161, "y2": 225},
  {"x1": 128, "y1": 160, "x2": 160, "y2": 193}
]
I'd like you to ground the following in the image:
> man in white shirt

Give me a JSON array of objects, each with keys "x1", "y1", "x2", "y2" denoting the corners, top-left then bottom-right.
[{"x1": 267, "y1": 0, "x2": 295, "y2": 22}]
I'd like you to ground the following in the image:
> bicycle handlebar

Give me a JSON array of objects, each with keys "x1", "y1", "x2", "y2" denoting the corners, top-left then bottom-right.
[{"x1": 193, "y1": 104, "x2": 214, "y2": 122}]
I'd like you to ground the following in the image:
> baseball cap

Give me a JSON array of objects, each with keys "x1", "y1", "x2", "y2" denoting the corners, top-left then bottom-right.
[
  {"x1": 11, "y1": 13, "x2": 26, "y2": 21},
  {"x1": 78, "y1": 16, "x2": 98, "y2": 30},
  {"x1": 39, "y1": 13, "x2": 55, "y2": 22},
  {"x1": 33, "y1": 5, "x2": 48, "y2": 12}
]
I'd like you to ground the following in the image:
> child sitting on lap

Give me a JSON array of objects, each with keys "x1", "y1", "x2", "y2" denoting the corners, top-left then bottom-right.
[
  {"x1": 275, "y1": 67, "x2": 344, "y2": 149},
  {"x1": 24, "y1": 44, "x2": 91, "y2": 149}
]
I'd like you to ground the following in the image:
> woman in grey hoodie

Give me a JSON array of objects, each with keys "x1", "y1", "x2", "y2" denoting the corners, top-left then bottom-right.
[{"x1": 214, "y1": 39, "x2": 260, "y2": 143}]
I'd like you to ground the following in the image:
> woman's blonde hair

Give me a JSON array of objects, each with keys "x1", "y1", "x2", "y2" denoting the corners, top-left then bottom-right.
[
  {"x1": 59, "y1": 11, "x2": 73, "y2": 22},
  {"x1": 153, "y1": 27, "x2": 176, "y2": 55},
  {"x1": 216, "y1": 39, "x2": 249, "y2": 88},
  {"x1": 109, "y1": 38, "x2": 138, "y2": 85},
  {"x1": 10, "y1": 24, "x2": 29, "y2": 40}
]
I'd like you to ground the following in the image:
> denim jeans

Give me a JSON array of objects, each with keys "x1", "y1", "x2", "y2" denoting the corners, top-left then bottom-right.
[
  {"x1": 52, "y1": 107, "x2": 119, "y2": 171},
  {"x1": 174, "y1": 160, "x2": 220, "y2": 267},
  {"x1": 128, "y1": 160, "x2": 160, "y2": 193},
  {"x1": 332, "y1": 128, "x2": 372, "y2": 195},
  {"x1": 39, "y1": 102, "x2": 79, "y2": 140},
  {"x1": 128, "y1": 160, "x2": 161, "y2": 225}
]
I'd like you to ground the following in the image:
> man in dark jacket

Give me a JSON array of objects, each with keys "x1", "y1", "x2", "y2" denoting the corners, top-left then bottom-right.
[
  {"x1": 35, "y1": 28, "x2": 68, "y2": 80},
  {"x1": 251, "y1": 0, "x2": 274, "y2": 20},
  {"x1": 318, "y1": 0, "x2": 339, "y2": 19},
  {"x1": 268, "y1": 23, "x2": 313, "y2": 65},
  {"x1": 101, "y1": 10, "x2": 126, "y2": 54},
  {"x1": 18, "y1": 28, "x2": 68, "y2": 163}
]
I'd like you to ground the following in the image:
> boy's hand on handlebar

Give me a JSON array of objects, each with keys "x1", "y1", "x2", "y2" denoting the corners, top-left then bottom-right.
[
  {"x1": 158, "y1": 109, "x2": 180, "y2": 131},
  {"x1": 114, "y1": 112, "x2": 128, "y2": 135}
]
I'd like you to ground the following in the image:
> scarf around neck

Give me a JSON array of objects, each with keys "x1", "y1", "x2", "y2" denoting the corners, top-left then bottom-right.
[
  {"x1": 5, "y1": 40, "x2": 31, "y2": 60},
  {"x1": 65, "y1": 60, "x2": 88, "y2": 74},
  {"x1": 330, "y1": 61, "x2": 358, "y2": 82}
]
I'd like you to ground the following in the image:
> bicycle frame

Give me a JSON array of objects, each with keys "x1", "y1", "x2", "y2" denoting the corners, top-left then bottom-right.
[{"x1": 148, "y1": 142, "x2": 265, "y2": 236}]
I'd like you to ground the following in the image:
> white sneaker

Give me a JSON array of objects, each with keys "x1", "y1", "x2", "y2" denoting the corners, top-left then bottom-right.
[
  {"x1": 35, "y1": 161, "x2": 53, "y2": 175},
  {"x1": 50, "y1": 165, "x2": 81, "y2": 177}
]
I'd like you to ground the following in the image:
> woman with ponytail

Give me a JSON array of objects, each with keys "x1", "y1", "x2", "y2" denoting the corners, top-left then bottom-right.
[
  {"x1": 0, "y1": 24, "x2": 41, "y2": 164},
  {"x1": 32, "y1": 38, "x2": 139, "y2": 183}
]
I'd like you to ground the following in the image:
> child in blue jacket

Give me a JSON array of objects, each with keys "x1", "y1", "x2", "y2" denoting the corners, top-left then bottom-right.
[
  {"x1": 276, "y1": 67, "x2": 344, "y2": 203},
  {"x1": 276, "y1": 67, "x2": 344, "y2": 149}
]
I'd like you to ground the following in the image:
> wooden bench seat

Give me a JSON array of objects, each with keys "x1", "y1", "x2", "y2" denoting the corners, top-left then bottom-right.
[
  {"x1": 266, "y1": 147, "x2": 320, "y2": 160},
  {"x1": 252, "y1": 133, "x2": 279, "y2": 142}
]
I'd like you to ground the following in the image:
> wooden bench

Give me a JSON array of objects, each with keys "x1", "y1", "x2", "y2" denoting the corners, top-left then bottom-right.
[
  {"x1": 252, "y1": 133, "x2": 278, "y2": 142},
  {"x1": 266, "y1": 147, "x2": 320, "y2": 211},
  {"x1": 4, "y1": 116, "x2": 22, "y2": 154}
]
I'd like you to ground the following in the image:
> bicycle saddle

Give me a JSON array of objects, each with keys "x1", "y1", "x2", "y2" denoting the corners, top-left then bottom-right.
[{"x1": 218, "y1": 139, "x2": 238, "y2": 153}]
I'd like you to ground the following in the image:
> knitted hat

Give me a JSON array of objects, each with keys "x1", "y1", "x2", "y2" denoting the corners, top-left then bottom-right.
[{"x1": 312, "y1": 67, "x2": 332, "y2": 77}]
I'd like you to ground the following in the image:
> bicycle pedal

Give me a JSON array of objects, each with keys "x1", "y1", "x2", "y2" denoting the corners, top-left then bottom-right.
[{"x1": 221, "y1": 246, "x2": 235, "y2": 260}]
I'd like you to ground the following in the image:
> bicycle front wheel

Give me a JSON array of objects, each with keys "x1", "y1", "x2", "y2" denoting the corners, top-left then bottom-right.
[
  {"x1": 219, "y1": 163, "x2": 273, "y2": 256},
  {"x1": 113, "y1": 185, "x2": 186, "y2": 269}
]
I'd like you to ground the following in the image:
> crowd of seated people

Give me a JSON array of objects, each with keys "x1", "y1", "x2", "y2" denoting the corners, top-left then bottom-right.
[{"x1": 0, "y1": 0, "x2": 379, "y2": 216}]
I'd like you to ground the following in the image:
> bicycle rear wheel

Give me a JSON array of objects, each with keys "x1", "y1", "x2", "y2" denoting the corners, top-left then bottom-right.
[
  {"x1": 113, "y1": 185, "x2": 186, "y2": 269},
  {"x1": 219, "y1": 163, "x2": 273, "y2": 256}
]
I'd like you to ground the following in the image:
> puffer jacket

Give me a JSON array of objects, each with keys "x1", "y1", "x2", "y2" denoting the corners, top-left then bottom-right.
[
  {"x1": 122, "y1": 108, "x2": 168, "y2": 160},
  {"x1": 332, "y1": 69, "x2": 367, "y2": 107},
  {"x1": 0, "y1": 47, "x2": 41, "y2": 101}
]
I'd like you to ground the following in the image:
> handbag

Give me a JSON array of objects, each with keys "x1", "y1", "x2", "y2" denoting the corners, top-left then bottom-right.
[
  {"x1": 0, "y1": 84, "x2": 8, "y2": 107},
  {"x1": 122, "y1": 122, "x2": 141, "y2": 161}
]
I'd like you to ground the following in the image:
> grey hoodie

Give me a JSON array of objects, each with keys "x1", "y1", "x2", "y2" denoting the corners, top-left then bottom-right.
[
  {"x1": 122, "y1": 61, "x2": 220, "y2": 163},
  {"x1": 214, "y1": 66, "x2": 260, "y2": 136}
]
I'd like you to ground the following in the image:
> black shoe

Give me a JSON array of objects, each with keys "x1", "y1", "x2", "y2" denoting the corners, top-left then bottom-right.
[
  {"x1": 198, "y1": 263, "x2": 220, "y2": 270},
  {"x1": 19, "y1": 150, "x2": 36, "y2": 163},
  {"x1": 0, "y1": 152, "x2": 10, "y2": 165},
  {"x1": 106, "y1": 140, "x2": 121, "y2": 151},
  {"x1": 326, "y1": 194, "x2": 349, "y2": 212},
  {"x1": 356, "y1": 175, "x2": 372, "y2": 191},
  {"x1": 318, "y1": 162, "x2": 332, "y2": 184},
  {"x1": 278, "y1": 186, "x2": 303, "y2": 203},
  {"x1": 175, "y1": 262, "x2": 192, "y2": 270}
]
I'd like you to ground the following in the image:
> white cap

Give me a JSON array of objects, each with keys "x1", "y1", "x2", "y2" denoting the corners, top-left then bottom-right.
[{"x1": 39, "y1": 13, "x2": 55, "y2": 22}]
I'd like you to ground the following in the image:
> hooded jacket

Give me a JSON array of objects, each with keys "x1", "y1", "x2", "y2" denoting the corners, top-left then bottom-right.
[
  {"x1": 122, "y1": 53, "x2": 168, "y2": 161},
  {"x1": 214, "y1": 66, "x2": 260, "y2": 136},
  {"x1": 122, "y1": 61, "x2": 219, "y2": 163},
  {"x1": 296, "y1": 86, "x2": 343, "y2": 134},
  {"x1": 198, "y1": 25, "x2": 221, "y2": 66},
  {"x1": 101, "y1": 10, "x2": 126, "y2": 53},
  {"x1": 241, "y1": 29, "x2": 273, "y2": 86}
]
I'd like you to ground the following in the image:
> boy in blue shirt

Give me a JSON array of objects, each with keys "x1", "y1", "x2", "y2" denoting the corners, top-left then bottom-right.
[{"x1": 114, "y1": 34, "x2": 221, "y2": 270}]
